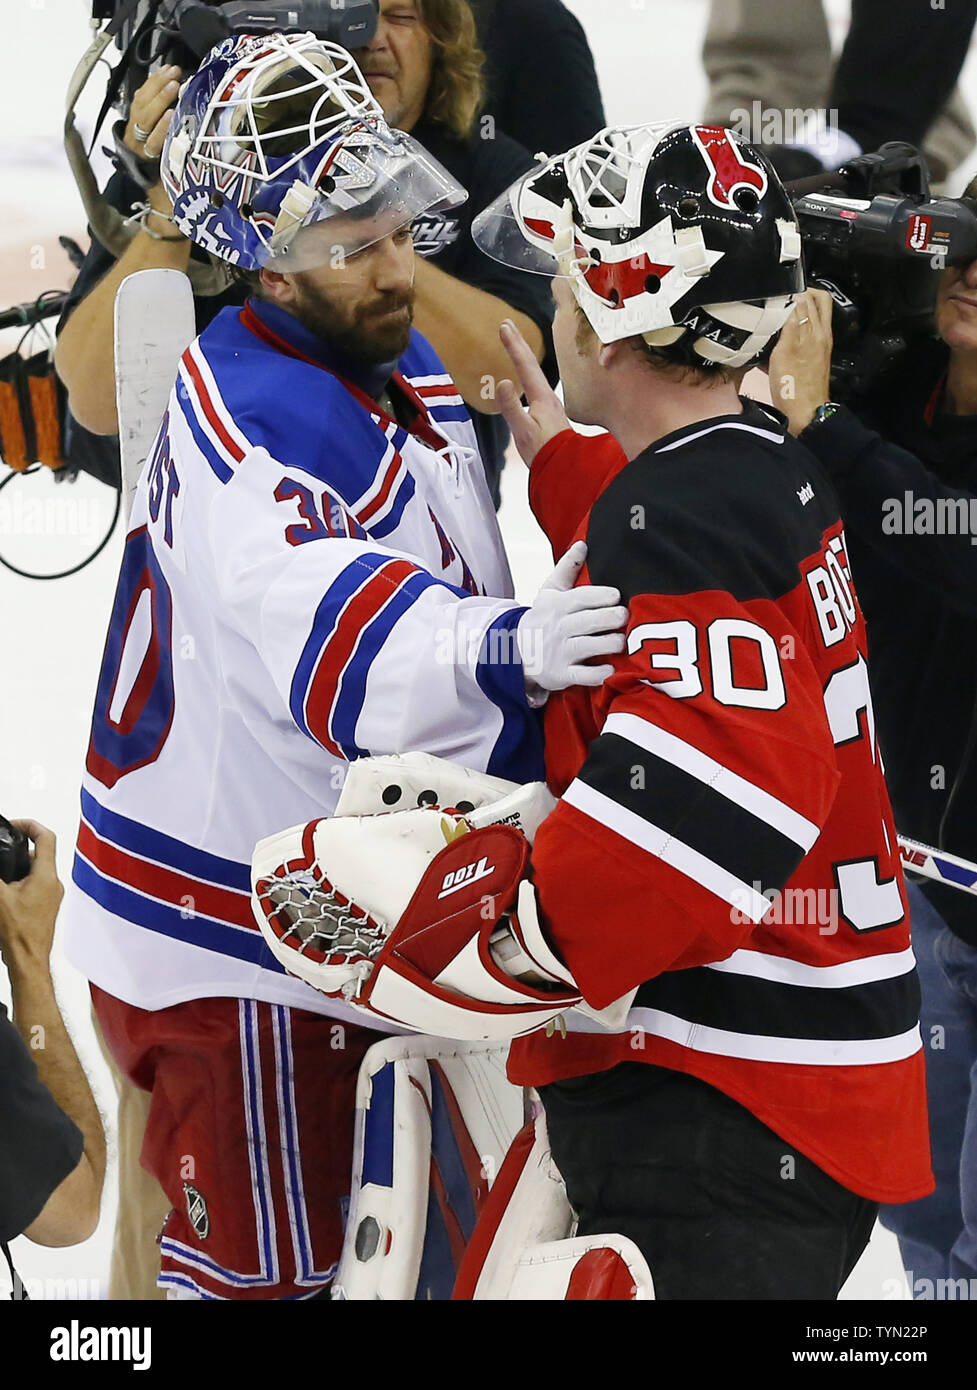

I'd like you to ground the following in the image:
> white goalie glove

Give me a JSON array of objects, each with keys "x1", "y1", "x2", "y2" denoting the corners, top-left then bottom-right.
[
  {"x1": 516, "y1": 542, "x2": 627, "y2": 698},
  {"x1": 333, "y1": 751, "x2": 555, "y2": 832},
  {"x1": 251, "y1": 754, "x2": 582, "y2": 1038}
]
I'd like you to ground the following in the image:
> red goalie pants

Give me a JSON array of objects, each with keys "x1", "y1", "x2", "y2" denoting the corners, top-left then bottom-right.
[{"x1": 92, "y1": 984, "x2": 387, "y2": 1300}]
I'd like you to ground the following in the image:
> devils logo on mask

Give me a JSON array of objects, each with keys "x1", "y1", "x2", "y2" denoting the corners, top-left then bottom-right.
[{"x1": 692, "y1": 126, "x2": 768, "y2": 212}]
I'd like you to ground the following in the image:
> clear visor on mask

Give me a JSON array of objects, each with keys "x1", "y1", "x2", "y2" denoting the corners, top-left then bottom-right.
[
  {"x1": 471, "y1": 164, "x2": 584, "y2": 277},
  {"x1": 256, "y1": 130, "x2": 467, "y2": 272}
]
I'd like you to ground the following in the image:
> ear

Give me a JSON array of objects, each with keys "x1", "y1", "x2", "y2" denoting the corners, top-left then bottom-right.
[
  {"x1": 596, "y1": 340, "x2": 624, "y2": 370},
  {"x1": 259, "y1": 267, "x2": 296, "y2": 305}
]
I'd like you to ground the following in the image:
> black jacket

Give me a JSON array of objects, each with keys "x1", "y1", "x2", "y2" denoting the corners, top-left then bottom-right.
[
  {"x1": 800, "y1": 336, "x2": 977, "y2": 944},
  {"x1": 471, "y1": 0, "x2": 605, "y2": 156},
  {"x1": 1, "y1": 1002, "x2": 84, "y2": 1297}
]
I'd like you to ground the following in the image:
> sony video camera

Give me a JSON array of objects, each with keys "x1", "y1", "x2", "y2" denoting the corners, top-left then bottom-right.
[
  {"x1": 89, "y1": 0, "x2": 379, "y2": 111},
  {"x1": 787, "y1": 143, "x2": 977, "y2": 398}
]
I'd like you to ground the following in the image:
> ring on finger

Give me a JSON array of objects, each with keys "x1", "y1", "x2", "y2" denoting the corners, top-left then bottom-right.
[
  {"x1": 798, "y1": 316, "x2": 810, "y2": 324},
  {"x1": 133, "y1": 123, "x2": 152, "y2": 143}
]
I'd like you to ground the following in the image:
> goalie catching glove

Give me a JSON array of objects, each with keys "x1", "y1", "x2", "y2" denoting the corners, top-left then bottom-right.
[{"x1": 251, "y1": 784, "x2": 581, "y2": 1039}]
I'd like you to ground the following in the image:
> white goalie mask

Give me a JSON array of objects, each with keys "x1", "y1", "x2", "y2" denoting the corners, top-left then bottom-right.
[
  {"x1": 474, "y1": 122, "x2": 805, "y2": 368},
  {"x1": 162, "y1": 31, "x2": 466, "y2": 271}
]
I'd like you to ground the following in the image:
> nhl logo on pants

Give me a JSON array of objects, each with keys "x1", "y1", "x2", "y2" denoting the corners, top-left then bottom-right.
[{"x1": 183, "y1": 1182, "x2": 210, "y2": 1240}]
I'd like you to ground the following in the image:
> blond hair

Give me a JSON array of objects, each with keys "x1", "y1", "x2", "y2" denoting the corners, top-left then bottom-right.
[{"x1": 418, "y1": 0, "x2": 485, "y2": 140}]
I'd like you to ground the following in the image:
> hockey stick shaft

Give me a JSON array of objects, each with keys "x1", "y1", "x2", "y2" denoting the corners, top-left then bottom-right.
[
  {"x1": 897, "y1": 835, "x2": 977, "y2": 897},
  {"x1": 114, "y1": 269, "x2": 195, "y2": 522}
]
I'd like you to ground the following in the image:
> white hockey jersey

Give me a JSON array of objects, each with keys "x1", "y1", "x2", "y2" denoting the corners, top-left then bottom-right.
[{"x1": 62, "y1": 299, "x2": 544, "y2": 1025}]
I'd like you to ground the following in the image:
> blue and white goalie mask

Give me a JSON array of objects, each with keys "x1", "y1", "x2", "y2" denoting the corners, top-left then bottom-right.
[{"x1": 161, "y1": 31, "x2": 466, "y2": 272}]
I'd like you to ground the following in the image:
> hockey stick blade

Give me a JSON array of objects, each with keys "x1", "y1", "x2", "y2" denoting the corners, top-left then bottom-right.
[
  {"x1": 897, "y1": 835, "x2": 977, "y2": 897},
  {"x1": 114, "y1": 269, "x2": 195, "y2": 522}
]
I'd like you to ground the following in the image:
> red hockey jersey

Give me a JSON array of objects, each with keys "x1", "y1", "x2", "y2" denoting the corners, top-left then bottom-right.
[{"x1": 508, "y1": 403, "x2": 933, "y2": 1204}]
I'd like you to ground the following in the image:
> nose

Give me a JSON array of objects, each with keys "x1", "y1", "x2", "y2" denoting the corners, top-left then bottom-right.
[
  {"x1": 373, "y1": 232, "x2": 415, "y2": 291},
  {"x1": 362, "y1": 16, "x2": 390, "y2": 52}
]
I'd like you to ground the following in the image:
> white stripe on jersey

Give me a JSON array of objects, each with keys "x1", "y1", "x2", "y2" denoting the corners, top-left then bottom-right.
[
  {"x1": 186, "y1": 340, "x2": 253, "y2": 458},
  {"x1": 79, "y1": 810, "x2": 252, "y2": 901},
  {"x1": 562, "y1": 776, "x2": 772, "y2": 922},
  {"x1": 604, "y1": 710, "x2": 819, "y2": 851},
  {"x1": 72, "y1": 844, "x2": 258, "y2": 939},
  {"x1": 348, "y1": 428, "x2": 406, "y2": 529},
  {"x1": 405, "y1": 373, "x2": 465, "y2": 408},
  {"x1": 704, "y1": 945, "x2": 918, "y2": 988},
  {"x1": 569, "y1": 1005, "x2": 923, "y2": 1066},
  {"x1": 415, "y1": 392, "x2": 466, "y2": 408},
  {"x1": 656, "y1": 419, "x2": 785, "y2": 452},
  {"x1": 177, "y1": 359, "x2": 242, "y2": 474}
]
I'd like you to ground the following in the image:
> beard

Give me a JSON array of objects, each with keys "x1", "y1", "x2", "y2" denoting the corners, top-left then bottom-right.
[{"x1": 289, "y1": 277, "x2": 414, "y2": 365}]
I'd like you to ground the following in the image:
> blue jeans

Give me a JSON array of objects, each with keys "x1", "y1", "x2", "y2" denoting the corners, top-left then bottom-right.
[{"x1": 880, "y1": 882, "x2": 977, "y2": 1297}]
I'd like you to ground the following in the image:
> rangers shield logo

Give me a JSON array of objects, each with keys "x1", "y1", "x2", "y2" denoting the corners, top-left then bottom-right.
[{"x1": 692, "y1": 126, "x2": 768, "y2": 211}]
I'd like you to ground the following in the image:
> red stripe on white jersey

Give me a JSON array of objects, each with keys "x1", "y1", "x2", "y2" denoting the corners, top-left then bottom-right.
[
  {"x1": 356, "y1": 443, "x2": 405, "y2": 527},
  {"x1": 304, "y1": 558, "x2": 419, "y2": 755},
  {"x1": 77, "y1": 819, "x2": 256, "y2": 930},
  {"x1": 181, "y1": 343, "x2": 250, "y2": 465}
]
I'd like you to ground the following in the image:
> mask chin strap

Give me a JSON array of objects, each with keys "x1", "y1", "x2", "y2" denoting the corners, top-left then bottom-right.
[
  {"x1": 692, "y1": 294, "x2": 798, "y2": 368},
  {"x1": 268, "y1": 180, "x2": 317, "y2": 254},
  {"x1": 554, "y1": 198, "x2": 606, "y2": 330},
  {"x1": 552, "y1": 199, "x2": 578, "y2": 270}
]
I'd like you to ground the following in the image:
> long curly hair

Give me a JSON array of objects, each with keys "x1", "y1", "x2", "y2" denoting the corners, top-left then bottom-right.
[{"x1": 418, "y1": 0, "x2": 485, "y2": 140}]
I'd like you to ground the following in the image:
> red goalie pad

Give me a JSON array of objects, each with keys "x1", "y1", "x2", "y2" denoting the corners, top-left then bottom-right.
[
  {"x1": 453, "y1": 1114, "x2": 656, "y2": 1300},
  {"x1": 359, "y1": 825, "x2": 581, "y2": 1039}
]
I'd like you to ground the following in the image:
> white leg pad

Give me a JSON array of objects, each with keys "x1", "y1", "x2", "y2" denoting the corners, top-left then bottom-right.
[{"x1": 332, "y1": 1035, "x2": 525, "y2": 1300}]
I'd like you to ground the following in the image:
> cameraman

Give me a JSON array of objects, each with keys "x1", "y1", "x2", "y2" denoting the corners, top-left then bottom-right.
[
  {"x1": 54, "y1": 61, "x2": 236, "y2": 477},
  {"x1": 56, "y1": 1, "x2": 562, "y2": 505},
  {"x1": 0, "y1": 822, "x2": 106, "y2": 1297},
  {"x1": 769, "y1": 266, "x2": 977, "y2": 1297}
]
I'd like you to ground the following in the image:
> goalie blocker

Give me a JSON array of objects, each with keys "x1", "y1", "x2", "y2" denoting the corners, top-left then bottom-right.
[{"x1": 252, "y1": 807, "x2": 582, "y2": 1039}]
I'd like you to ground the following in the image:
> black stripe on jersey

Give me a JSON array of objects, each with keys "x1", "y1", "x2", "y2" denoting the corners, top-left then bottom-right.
[
  {"x1": 634, "y1": 963, "x2": 921, "y2": 1043},
  {"x1": 578, "y1": 730, "x2": 807, "y2": 896}
]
